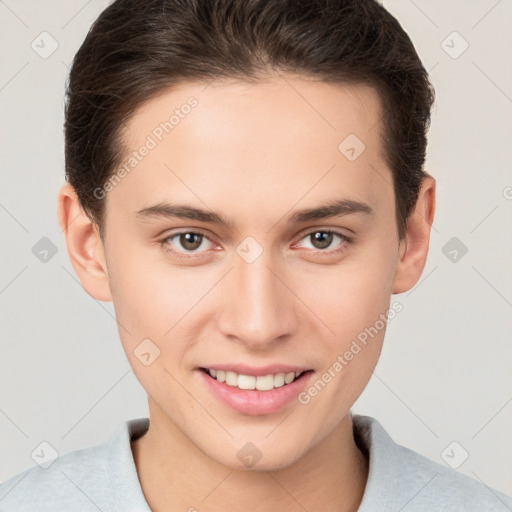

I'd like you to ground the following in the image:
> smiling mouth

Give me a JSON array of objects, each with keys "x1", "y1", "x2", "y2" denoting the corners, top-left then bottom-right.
[{"x1": 199, "y1": 367, "x2": 313, "y2": 391}]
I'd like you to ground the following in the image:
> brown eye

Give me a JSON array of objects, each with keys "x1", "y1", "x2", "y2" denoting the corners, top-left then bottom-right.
[
  {"x1": 293, "y1": 229, "x2": 353, "y2": 256},
  {"x1": 309, "y1": 231, "x2": 334, "y2": 250},
  {"x1": 161, "y1": 231, "x2": 216, "y2": 258},
  {"x1": 178, "y1": 232, "x2": 203, "y2": 251},
  {"x1": 298, "y1": 230, "x2": 346, "y2": 251}
]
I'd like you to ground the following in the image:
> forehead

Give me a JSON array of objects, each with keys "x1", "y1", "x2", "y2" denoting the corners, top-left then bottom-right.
[
  {"x1": 121, "y1": 74, "x2": 384, "y2": 154},
  {"x1": 108, "y1": 74, "x2": 392, "y2": 228}
]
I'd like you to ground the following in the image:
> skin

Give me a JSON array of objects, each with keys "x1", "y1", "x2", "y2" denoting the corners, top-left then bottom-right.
[{"x1": 58, "y1": 74, "x2": 435, "y2": 512}]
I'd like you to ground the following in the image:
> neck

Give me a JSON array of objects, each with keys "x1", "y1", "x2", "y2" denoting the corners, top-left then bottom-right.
[{"x1": 131, "y1": 400, "x2": 368, "y2": 512}]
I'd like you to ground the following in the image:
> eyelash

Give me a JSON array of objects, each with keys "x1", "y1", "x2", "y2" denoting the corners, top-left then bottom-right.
[{"x1": 158, "y1": 229, "x2": 353, "y2": 260}]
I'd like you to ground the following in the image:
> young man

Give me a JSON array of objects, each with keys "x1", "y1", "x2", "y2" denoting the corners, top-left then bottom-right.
[{"x1": 1, "y1": 0, "x2": 510, "y2": 510}]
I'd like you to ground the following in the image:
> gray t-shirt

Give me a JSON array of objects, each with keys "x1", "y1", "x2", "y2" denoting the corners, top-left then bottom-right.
[{"x1": 1, "y1": 414, "x2": 511, "y2": 511}]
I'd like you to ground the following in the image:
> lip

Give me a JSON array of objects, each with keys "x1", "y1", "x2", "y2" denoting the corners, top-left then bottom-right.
[
  {"x1": 197, "y1": 367, "x2": 315, "y2": 416},
  {"x1": 198, "y1": 364, "x2": 310, "y2": 377}
]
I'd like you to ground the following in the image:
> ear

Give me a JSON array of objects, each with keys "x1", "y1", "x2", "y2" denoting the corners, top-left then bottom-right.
[
  {"x1": 57, "y1": 183, "x2": 113, "y2": 302},
  {"x1": 392, "y1": 175, "x2": 436, "y2": 294}
]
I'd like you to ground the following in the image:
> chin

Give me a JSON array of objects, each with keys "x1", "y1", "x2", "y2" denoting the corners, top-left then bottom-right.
[{"x1": 208, "y1": 438, "x2": 308, "y2": 472}]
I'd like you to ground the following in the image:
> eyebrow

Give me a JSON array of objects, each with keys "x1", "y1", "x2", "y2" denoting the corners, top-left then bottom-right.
[{"x1": 136, "y1": 198, "x2": 374, "y2": 228}]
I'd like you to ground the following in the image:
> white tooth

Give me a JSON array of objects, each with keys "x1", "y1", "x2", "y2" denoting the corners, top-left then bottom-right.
[
  {"x1": 238, "y1": 374, "x2": 256, "y2": 390},
  {"x1": 256, "y1": 374, "x2": 275, "y2": 391},
  {"x1": 274, "y1": 373, "x2": 285, "y2": 387},
  {"x1": 284, "y1": 372, "x2": 295, "y2": 384},
  {"x1": 225, "y1": 371, "x2": 238, "y2": 386},
  {"x1": 212, "y1": 369, "x2": 301, "y2": 390}
]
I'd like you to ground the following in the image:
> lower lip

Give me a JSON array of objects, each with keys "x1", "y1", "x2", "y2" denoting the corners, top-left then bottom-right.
[{"x1": 198, "y1": 369, "x2": 314, "y2": 416}]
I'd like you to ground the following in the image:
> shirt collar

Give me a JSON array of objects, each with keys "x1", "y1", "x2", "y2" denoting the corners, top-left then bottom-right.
[{"x1": 109, "y1": 413, "x2": 406, "y2": 511}]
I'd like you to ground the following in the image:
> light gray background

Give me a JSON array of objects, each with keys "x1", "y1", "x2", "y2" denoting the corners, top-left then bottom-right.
[{"x1": 1, "y1": 0, "x2": 511, "y2": 496}]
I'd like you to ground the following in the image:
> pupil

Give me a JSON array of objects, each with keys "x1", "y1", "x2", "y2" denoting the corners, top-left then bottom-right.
[{"x1": 312, "y1": 232, "x2": 332, "y2": 249}]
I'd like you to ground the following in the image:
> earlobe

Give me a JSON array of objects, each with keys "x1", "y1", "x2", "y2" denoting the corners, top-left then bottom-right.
[
  {"x1": 392, "y1": 175, "x2": 436, "y2": 294},
  {"x1": 57, "y1": 183, "x2": 113, "y2": 302}
]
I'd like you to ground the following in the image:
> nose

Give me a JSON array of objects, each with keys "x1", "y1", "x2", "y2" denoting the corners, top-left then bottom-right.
[{"x1": 216, "y1": 249, "x2": 298, "y2": 350}]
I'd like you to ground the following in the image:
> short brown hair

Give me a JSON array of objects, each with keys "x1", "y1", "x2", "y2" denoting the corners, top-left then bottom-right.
[{"x1": 64, "y1": 0, "x2": 435, "y2": 240}]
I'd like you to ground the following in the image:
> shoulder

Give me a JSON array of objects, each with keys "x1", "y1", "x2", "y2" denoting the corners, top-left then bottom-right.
[
  {"x1": 0, "y1": 418, "x2": 150, "y2": 512},
  {"x1": 0, "y1": 442, "x2": 110, "y2": 511},
  {"x1": 352, "y1": 414, "x2": 512, "y2": 511},
  {"x1": 393, "y1": 440, "x2": 512, "y2": 510}
]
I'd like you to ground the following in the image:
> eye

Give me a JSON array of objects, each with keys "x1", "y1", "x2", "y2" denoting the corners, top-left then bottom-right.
[
  {"x1": 159, "y1": 228, "x2": 353, "y2": 260},
  {"x1": 295, "y1": 230, "x2": 351, "y2": 254},
  {"x1": 160, "y1": 231, "x2": 216, "y2": 259}
]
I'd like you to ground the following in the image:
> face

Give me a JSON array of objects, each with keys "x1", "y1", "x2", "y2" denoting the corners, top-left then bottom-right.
[{"x1": 99, "y1": 75, "x2": 403, "y2": 469}]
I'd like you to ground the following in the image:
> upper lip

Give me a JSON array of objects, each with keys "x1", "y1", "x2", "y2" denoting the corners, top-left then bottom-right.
[{"x1": 199, "y1": 364, "x2": 312, "y2": 377}]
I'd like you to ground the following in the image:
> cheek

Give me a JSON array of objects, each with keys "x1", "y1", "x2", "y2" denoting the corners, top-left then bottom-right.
[
  {"x1": 106, "y1": 257, "x2": 193, "y2": 393},
  {"x1": 295, "y1": 242, "x2": 398, "y2": 345},
  {"x1": 106, "y1": 226, "x2": 398, "y2": 354},
  {"x1": 106, "y1": 246, "x2": 219, "y2": 369},
  {"x1": 293, "y1": 253, "x2": 395, "y2": 436},
  {"x1": 107, "y1": 243, "x2": 191, "y2": 328}
]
